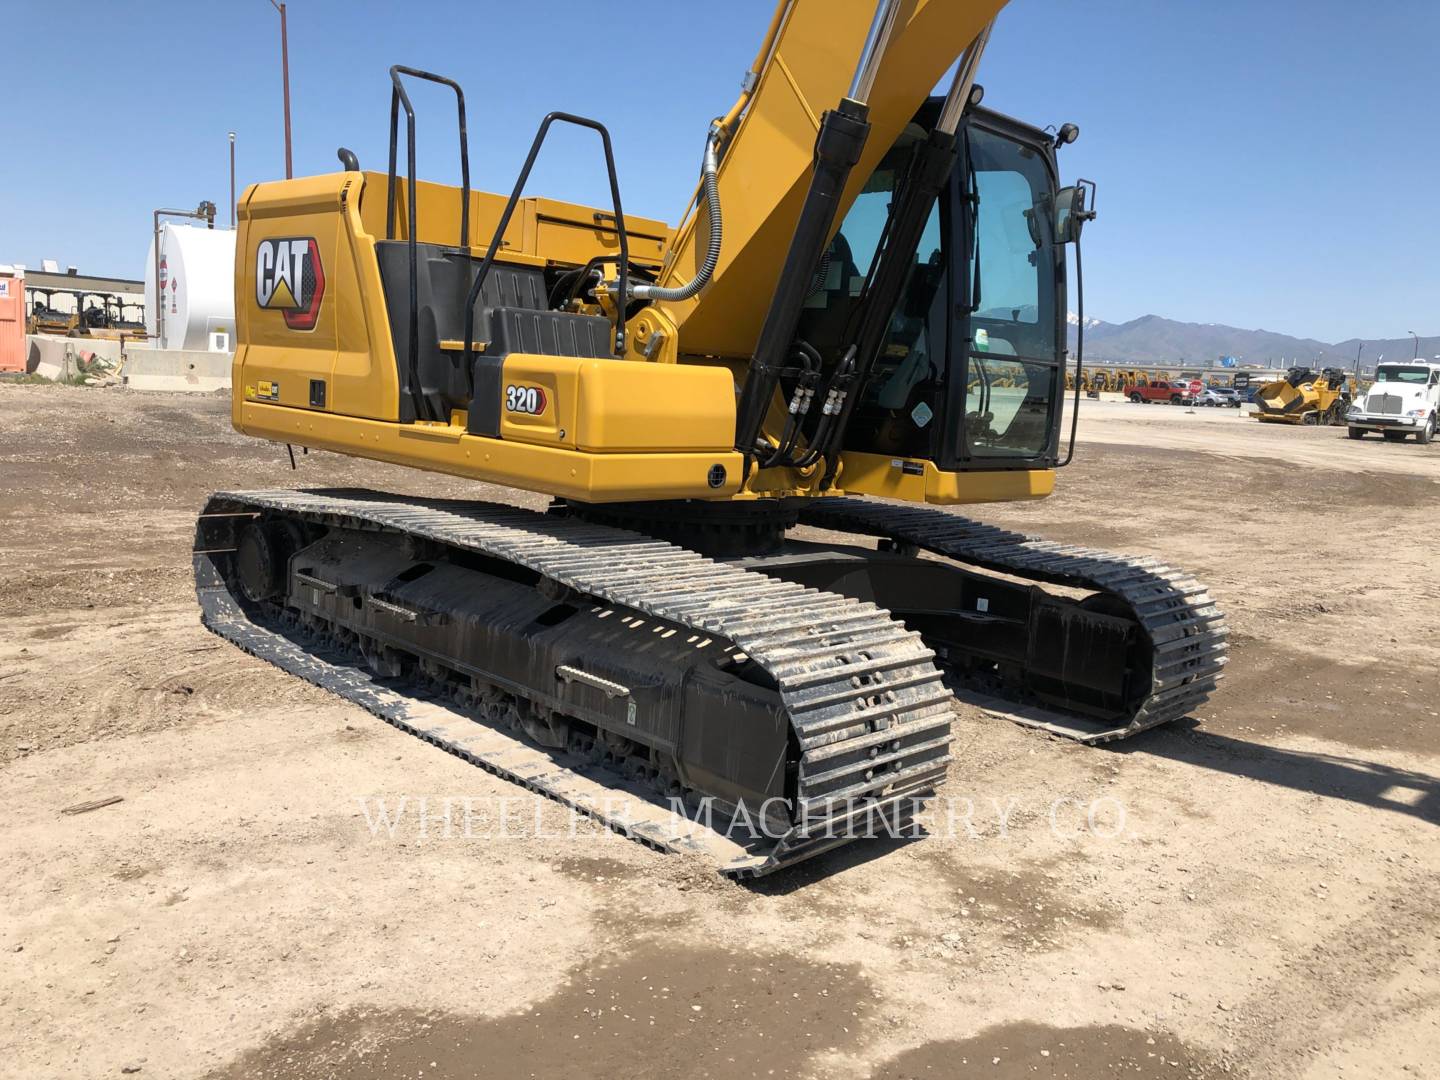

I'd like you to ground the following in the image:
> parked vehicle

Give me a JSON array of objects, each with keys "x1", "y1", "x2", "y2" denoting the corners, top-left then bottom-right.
[
  {"x1": 1128, "y1": 379, "x2": 1192, "y2": 405},
  {"x1": 1252, "y1": 367, "x2": 1352, "y2": 426},
  {"x1": 1196, "y1": 387, "x2": 1241, "y2": 407},
  {"x1": 1346, "y1": 361, "x2": 1440, "y2": 444}
]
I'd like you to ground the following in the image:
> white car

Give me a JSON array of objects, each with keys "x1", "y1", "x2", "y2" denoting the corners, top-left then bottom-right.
[
  {"x1": 1196, "y1": 387, "x2": 1242, "y2": 407},
  {"x1": 1347, "y1": 362, "x2": 1440, "y2": 444}
]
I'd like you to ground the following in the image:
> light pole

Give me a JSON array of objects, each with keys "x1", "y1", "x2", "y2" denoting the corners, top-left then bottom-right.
[
  {"x1": 1409, "y1": 330, "x2": 1419, "y2": 359},
  {"x1": 228, "y1": 132, "x2": 237, "y2": 228},
  {"x1": 267, "y1": 1, "x2": 293, "y2": 179}
]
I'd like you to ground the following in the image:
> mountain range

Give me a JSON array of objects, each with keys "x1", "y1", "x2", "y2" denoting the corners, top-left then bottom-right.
[{"x1": 1066, "y1": 312, "x2": 1440, "y2": 371}]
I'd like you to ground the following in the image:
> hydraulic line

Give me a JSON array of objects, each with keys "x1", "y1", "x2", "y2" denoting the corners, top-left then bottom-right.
[
  {"x1": 1055, "y1": 175, "x2": 1096, "y2": 463},
  {"x1": 772, "y1": 340, "x2": 822, "y2": 465},
  {"x1": 734, "y1": 0, "x2": 906, "y2": 466},
  {"x1": 794, "y1": 346, "x2": 858, "y2": 469},
  {"x1": 630, "y1": 131, "x2": 723, "y2": 303},
  {"x1": 717, "y1": 0, "x2": 793, "y2": 139},
  {"x1": 637, "y1": 1, "x2": 789, "y2": 305},
  {"x1": 1057, "y1": 226, "x2": 1086, "y2": 466}
]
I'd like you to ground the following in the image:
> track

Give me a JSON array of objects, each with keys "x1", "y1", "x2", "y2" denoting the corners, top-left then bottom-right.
[
  {"x1": 797, "y1": 498, "x2": 1227, "y2": 742},
  {"x1": 194, "y1": 489, "x2": 954, "y2": 878}
]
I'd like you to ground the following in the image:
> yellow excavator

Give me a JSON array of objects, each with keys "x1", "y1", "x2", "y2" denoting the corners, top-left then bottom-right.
[{"x1": 197, "y1": 0, "x2": 1226, "y2": 876}]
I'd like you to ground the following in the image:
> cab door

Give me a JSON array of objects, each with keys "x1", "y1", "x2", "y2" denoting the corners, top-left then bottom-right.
[{"x1": 939, "y1": 113, "x2": 1066, "y2": 471}]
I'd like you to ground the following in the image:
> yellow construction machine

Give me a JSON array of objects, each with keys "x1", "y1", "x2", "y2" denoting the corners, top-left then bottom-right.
[
  {"x1": 196, "y1": 0, "x2": 1225, "y2": 876},
  {"x1": 1253, "y1": 366, "x2": 1353, "y2": 425},
  {"x1": 25, "y1": 290, "x2": 80, "y2": 336}
]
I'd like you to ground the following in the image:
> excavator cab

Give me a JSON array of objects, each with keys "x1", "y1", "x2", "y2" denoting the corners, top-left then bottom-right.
[{"x1": 794, "y1": 104, "x2": 1073, "y2": 471}]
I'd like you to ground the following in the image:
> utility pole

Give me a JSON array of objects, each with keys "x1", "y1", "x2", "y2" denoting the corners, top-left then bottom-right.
[
  {"x1": 228, "y1": 132, "x2": 237, "y2": 228},
  {"x1": 268, "y1": 1, "x2": 293, "y2": 178}
]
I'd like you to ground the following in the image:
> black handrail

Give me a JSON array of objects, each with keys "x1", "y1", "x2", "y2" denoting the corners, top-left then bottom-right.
[
  {"x1": 462, "y1": 112, "x2": 631, "y2": 364},
  {"x1": 386, "y1": 66, "x2": 471, "y2": 421},
  {"x1": 385, "y1": 65, "x2": 471, "y2": 245}
]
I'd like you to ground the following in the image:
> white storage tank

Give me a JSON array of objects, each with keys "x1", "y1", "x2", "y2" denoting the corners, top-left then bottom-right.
[{"x1": 145, "y1": 224, "x2": 236, "y2": 352}]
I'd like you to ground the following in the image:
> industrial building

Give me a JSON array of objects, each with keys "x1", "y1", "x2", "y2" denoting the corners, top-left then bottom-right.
[
  {"x1": 21, "y1": 264, "x2": 145, "y2": 310},
  {"x1": 19, "y1": 262, "x2": 147, "y2": 336}
]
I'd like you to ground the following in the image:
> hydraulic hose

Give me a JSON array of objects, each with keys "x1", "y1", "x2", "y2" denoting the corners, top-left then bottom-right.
[
  {"x1": 1057, "y1": 230, "x2": 1084, "y2": 467},
  {"x1": 630, "y1": 130, "x2": 723, "y2": 302}
]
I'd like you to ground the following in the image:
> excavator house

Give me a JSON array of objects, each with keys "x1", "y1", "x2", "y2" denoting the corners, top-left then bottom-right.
[{"x1": 197, "y1": 0, "x2": 1226, "y2": 875}]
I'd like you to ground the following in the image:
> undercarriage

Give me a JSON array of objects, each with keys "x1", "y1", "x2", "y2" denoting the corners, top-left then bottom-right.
[{"x1": 194, "y1": 489, "x2": 1225, "y2": 876}]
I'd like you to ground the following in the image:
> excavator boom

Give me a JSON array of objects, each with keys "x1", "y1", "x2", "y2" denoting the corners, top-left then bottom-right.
[{"x1": 647, "y1": 0, "x2": 1005, "y2": 360}]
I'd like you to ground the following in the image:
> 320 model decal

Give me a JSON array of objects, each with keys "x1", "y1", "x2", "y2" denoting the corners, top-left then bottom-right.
[{"x1": 505, "y1": 384, "x2": 547, "y2": 415}]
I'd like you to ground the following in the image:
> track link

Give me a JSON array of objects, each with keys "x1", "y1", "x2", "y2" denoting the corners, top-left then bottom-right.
[
  {"x1": 797, "y1": 498, "x2": 1227, "y2": 742},
  {"x1": 195, "y1": 489, "x2": 954, "y2": 877}
]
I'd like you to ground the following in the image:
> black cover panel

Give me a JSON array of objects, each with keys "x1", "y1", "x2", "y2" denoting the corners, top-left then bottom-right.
[
  {"x1": 487, "y1": 308, "x2": 612, "y2": 360},
  {"x1": 377, "y1": 241, "x2": 614, "y2": 428},
  {"x1": 376, "y1": 240, "x2": 548, "y2": 421},
  {"x1": 468, "y1": 355, "x2": 504, "y2": 436}
]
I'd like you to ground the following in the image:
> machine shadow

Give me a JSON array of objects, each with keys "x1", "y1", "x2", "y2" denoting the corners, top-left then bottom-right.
[
  {"x1": 743, "y1": 832, "x2": 927, "y2": 896},
  {"x1": 1110, "y1": 720, "x2": 1440, "y2": 827}
]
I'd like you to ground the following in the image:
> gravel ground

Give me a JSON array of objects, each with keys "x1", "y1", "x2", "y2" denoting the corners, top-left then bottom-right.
[{"x1": 1, "y1": 384, "x2": 1437, "y2": 1080}]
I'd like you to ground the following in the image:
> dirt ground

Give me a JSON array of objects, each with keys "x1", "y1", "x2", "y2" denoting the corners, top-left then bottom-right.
[{"x1": 2, "y1": 384, "x2": 1437, "y2": 1080}]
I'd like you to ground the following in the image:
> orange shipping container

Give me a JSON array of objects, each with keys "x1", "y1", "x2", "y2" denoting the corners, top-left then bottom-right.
[{"x1": 0, "y1": 266, "x2": 24, "y2": 372}]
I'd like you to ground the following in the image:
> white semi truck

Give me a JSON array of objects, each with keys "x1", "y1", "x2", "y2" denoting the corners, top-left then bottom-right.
[{"x1": 1347, "y1": 361, "x2": 1440, "y2": 444}]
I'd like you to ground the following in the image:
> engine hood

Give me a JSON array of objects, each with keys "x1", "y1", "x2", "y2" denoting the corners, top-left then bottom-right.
[{"x1": 1362, "y1": 386, "x2": 1430, "y2": 409}]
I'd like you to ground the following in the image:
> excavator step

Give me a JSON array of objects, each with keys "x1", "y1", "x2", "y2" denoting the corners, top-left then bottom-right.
[{"x1": 795, "y1": 498, "x2": 1227, "y2": 743}]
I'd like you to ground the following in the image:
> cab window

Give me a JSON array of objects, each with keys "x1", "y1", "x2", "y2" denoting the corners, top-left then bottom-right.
[{"x1": 962, "y1": 125, "x2": 1061, "y2": 461}]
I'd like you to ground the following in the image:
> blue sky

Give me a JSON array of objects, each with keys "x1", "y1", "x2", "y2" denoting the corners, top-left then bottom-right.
[{"x1": 2, "y1": 0, "x2": 1436, "y2": 342}]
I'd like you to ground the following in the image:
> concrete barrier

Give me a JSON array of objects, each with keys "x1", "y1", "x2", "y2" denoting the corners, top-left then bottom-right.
[
  {"x1": 121, "y1": 348, "x2": 232, "y2": 392},
  {"x1": 22, "y1": 335, "x2": 231, "y2": 391},
  {"x1": 26, "y1": 334, "x2": 125, "y2": 379}
]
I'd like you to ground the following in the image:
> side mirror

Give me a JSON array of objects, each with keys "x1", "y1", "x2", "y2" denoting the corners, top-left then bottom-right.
[{"x1": 1055, "y1": 179, "x2": 1096, "y2": 245}]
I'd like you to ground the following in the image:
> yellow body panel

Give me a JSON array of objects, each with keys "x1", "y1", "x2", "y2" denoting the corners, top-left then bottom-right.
[
  {"x1": 231, "y1": 3, "x2": 1051, "y2": 512},
  {"x1": 352, "y1": 174, "x2": 669, "y2": 269},
  {"x1": 232, "y1": 159, "x2": 1055, "y2": 507},
  {"x1": 234, "y1": 171, "x2": 742, "y2": 502},
  {"x1": 837, "y1": 453, "x2": 1054, "y2": 504},
  {"x1": 494, "y1": 354, "x2": 736, "y2": 453},
  {"x1": 235, "y1": 172, "x2": 402, "y2": 422},
  {"x1": 238, "y1": 399, "x2": 742, "y2": 502},
  {"x1": 236, "y1": 171, "x2": 674, "y2": 425}
]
